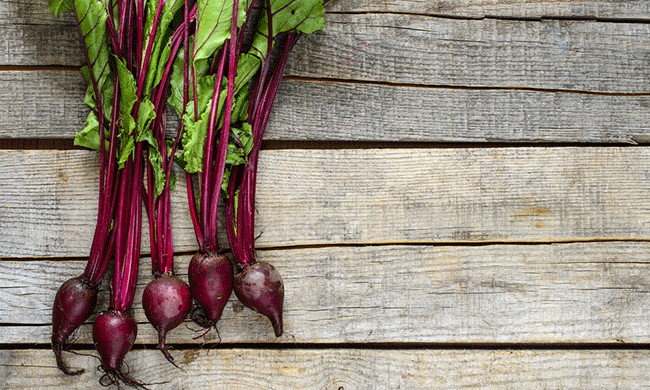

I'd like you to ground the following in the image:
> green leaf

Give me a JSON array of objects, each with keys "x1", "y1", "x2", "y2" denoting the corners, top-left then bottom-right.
[
  {"x1": 48, "y1": 0, "x2": 72, "y2": 18},
  {"x1": 136, "y1": 98, "x2": 157, "y2": 137},
  {"x1": 168, "y1": 48, "x2": 187, "y2": 117},
  {"x1": 135, "y1": 99, "x2": 166, "y2": 196},
  {"x1": 228, "y1": 124, "x2": 253, "y2": 162},
  {"x1": 249, "y1": 0, "x2": 325, "y2": 61},
  {"x1": 115, "y1": 57, "x2": 138, "y2": 168},
  {"x1": 233, "y1": 53, "x2": 262, "y2": 94},
  {"x1": 72, "y1": 0, "x2": 112, "y2": 110},
  {"x1": 177, "y1": 73, "x2": 219, "y2": 172},
  {"x1": 180, "y1": 100, "x2": 212, "y2": 173},
  {"x1": 143, "y1": 0, "x2": 184, "y2": 95},
  {"x1": 193, "y1": 0, "x2": 249, "y2": 76},
  {"x1": 73, "y1": 111, "x2": 101, "y2": 150},
  {"x1": 231, "y1": 82, "x2": 250, "y2": 123},
  {"x1": 81, "y1": 66, "x2": 115, "y2": 122},
  {"x1": 166, "y1": 139, "x2": 178, "y2": 192},
  {"x1": 169, "y1": 45, "x2": 211, "y2": 117}
]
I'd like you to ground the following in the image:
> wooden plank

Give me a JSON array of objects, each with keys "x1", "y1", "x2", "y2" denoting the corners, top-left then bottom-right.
[
  {"x1": 0, "y1": 0, "x2": 75, "y2": 25},
  {"x1": 1, "y1": 349, "x2": 649, "y2": 389},
  {"x1": 327, "y1": 0, "x2": 650, "y2": 20},
  {"x1": 2, "y1": 242, "x2": 650, "y2": 344},
  {"x1": 2, "y1": 148, "x2": 650, "y2": 258},
  {"x1": 285, "y1": 14, "x2": 650, "y2": 93},
  {"x1": 3, "y1": 72, "x2": 649, "y2": 143},
  {"x1": 0, "y1": 71, "x2": 87, "y2": 139},
  {"x1": 0, "y1": 0, "x2": 79, "y2": 67},
  {"x1": 3, "y1": 11, "x2": 650, "y2": 94},
  {"x1": 6, "y1": 0, "x2": 650, "y2": 26}
]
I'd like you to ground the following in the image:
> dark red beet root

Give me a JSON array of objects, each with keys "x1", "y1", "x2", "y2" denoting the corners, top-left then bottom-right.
[
  {"x1": 188, "y1": 252, "x2": 233, "y2": 327},
  {"x1": 93, "y1": 311, "x2": 143, "y2": 387},
  {"x1": 51, "y1": 276, "x2": 98, "y2": 375},
  {"x1": 233, "y1": 261, "x2": 284, "y2": 337},
  {"x1": 142, "y1": 274, "x2": 191, "y2": 365}
]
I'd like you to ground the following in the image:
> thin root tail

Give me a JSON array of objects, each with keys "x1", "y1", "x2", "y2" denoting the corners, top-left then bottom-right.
[
  {"x1": 52, "y1": 342, "x2": 84, "y2": 376},
  {"x1": 99, "y1": 367, "x2": 149, "y2": 390},
  {"x1": 158, "y1": 332, "x2": 180, "y2": 369}
]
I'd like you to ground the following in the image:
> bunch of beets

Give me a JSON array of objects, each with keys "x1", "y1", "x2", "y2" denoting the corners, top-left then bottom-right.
[{"x1": 48, "y1": 0, "x2": 326, "y2": 387}]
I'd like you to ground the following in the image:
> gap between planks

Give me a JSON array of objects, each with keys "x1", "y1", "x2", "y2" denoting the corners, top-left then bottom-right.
[
  {"x1": 325, "y1": 10, "x2": 650, "y2": 24},
  {"x1": 1, "y1": 342, "x2": 650, "y2": 351},
  {"x1": 0, "y1": 139, "x2": 647, "y2": 152},
  {"x1": 3, "y1": 63, "x2": 649, "y2": 97},
  {"x1": 5, "y1": 234, "x2": 650, "y2": 263},
  {"x1": 283, "y1": 76, "x2": 650, "y2": 97}
]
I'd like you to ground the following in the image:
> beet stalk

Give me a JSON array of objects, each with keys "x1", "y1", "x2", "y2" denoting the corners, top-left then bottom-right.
[
  {"x1": 224, "y1": 0, "x2": 326, "y2": 337},
  {"x1": 94, "y1": 143, "x2": 146, "y2": 388},
  {"x1": 178, "y1": 0, "x2": 255, "y2": 332},
  {"x1": 49, "y1": 0, "x2": 120, "y2": 375},
  {"x1": 140, "y1": 2, "x2": 193, "y2": 366}
]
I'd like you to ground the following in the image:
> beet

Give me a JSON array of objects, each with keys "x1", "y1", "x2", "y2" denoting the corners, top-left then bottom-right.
[
  {"x1": 188, "y1": 252, "x2": 234, "y2": 328},
  {"x1": 233, "y1": 261, "x2": 284, "y2": 337},
  {"x1": 93, "y1": 311, "x2": 137, "y2": 370},
  {"x1": 93, "y1": 310, "x2": 144, "y2": 388},
  {"x1": 142, "y1": 274, "x2": 191, "y2": 365},
  {"x1": 51, "y1": 276, "x2": 98, "y2": 376}
]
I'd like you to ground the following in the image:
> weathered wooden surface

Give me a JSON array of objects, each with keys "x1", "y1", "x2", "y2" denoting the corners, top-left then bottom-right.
[
  {"x1": 327, "y1": 0, "x2": 650, "y2": 20},
  {"x1": 2, "y1": 72, "x2": 649, "y2": 143},
  {"x1": 2, "y1": 148, "x2": 650, "y2": 258},
  {"x1": 7, "y1": 0, "x2": 650, "y2": 26},
  {"x1": 2, "y1": 242, "x2": 650, "y2": 345},
  {"x1": 1, "y1": 0, "x2": 650, "y2": 388},
  {"x1": 287, "y1": 14, "x2": 650, "y2": 93},
  {"x1": 2, "y1": 349, "x2": 649, "y2": 389},
  {"x1": 3, "y1": 12, "x2": 650, "y2": 94}
]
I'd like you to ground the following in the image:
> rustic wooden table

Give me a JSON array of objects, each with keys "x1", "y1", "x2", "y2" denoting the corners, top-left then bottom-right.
[{"x1": 2, "y1": 0, "x2": 650, "y2": 388}]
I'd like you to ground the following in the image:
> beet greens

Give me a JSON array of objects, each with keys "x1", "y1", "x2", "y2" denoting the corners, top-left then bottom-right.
[
  {"x1": 171, "y1": 0, "x2": 253, "y2": 331},
  {"x1": 49, "y1": 0, "x2": 191, "y2": 384},
  {"x1": 174, "y1": 0, "x2": 325, "y2": 336},
  {"x1": 141, "y1": 1, "x2": 194, "y2": 366},
  {"x1": 49, "y1": 0, "x2": 120, "y2": 376},
  {"x1": 48, "y1": 0, "x2": 327, "y2": 383},
  {"x1": 226, "y1": 0, "x2": 324, "y2": 337}
]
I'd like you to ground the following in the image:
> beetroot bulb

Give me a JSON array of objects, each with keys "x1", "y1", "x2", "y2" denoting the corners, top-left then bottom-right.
[
  {"x1": 178, "y1": 1, "x2": 325, "y2": 337},
  {"x1": 141, "y1": 26, "x2": 193, "y2": 364},
  {"x1": 94, "y1": 144, "x2": 147, "y2": 388},
  {"x1": 52, "y1": 276, "x2": 100, "y2": 375},
  {"x1": 187, "y1": 251, "x2": 234, "y2": 329},
  {"x1": 233, "y1": 260, "x2": 284, "y2": 337},
  {"x1": 179, "y1": 1, "x2": 243, "y2": 334},
  {"x1": 219, "y1": 1, "x2": 325, "y2": 337}
]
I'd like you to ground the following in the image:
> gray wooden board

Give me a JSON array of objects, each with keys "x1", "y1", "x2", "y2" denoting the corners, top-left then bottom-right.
[
  {"x1": 2, "y1": 148, "x2": 650, "y2": 258},
  {"x1": 7, "y1": 0, "x2": 650, "y2": 26},
  {"x1": 327, "y1": 0, "x2": 650, "y2": 20},
  {"x1": 285, "y1": 14, "x2": 650, "y2": 93},
  {"x1": 0, "y1": 71, "x2": 88, "y2": 139},
  {"x1": 1, "y1": 349, "x2": 649, "y2": 389},
  {"x1": 0, "y1": 0, "x2": 78, "y2": 67},
  {"x1": 2, "y1": 242, "x2": 650, "y2": 344},
  {"x1": 2, "y1": 9, "x2": 650, "y2": 94},
  {"x1": 2, "y1": 71, "x2": 649, "y2": 143}
]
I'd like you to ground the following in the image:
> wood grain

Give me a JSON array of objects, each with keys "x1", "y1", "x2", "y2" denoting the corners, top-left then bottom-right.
[
  {"x1": 327, "y1": 0, "x2": 650, "y2": 20},
  {"x1": 3, "y1": 9, "x2": 650, "y2": 94},
  {"x1": 2, "y1": 148, "x2": 650, "y2": 258},
  {"x1": 2, "y1": 242, "x2": 650, "y2": 344},
  {"x1": 6, "y1": 0, "x2": 650, "y2": 26},
  {"x1": 285, "y1": 14, "x2": 650, "y2": 93},
  {"x1": 3, "y1": 72, "x2": 649, "y2": 143},
  {"x1": 1, "y1": 349, "x2": 649, "y2": 389},
  {"x1": 0, "y1": 0, "x2": 78, "y2": 67},
  {"x1": 0, "y1": 71, "x2": 87, "y2": 139}
]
